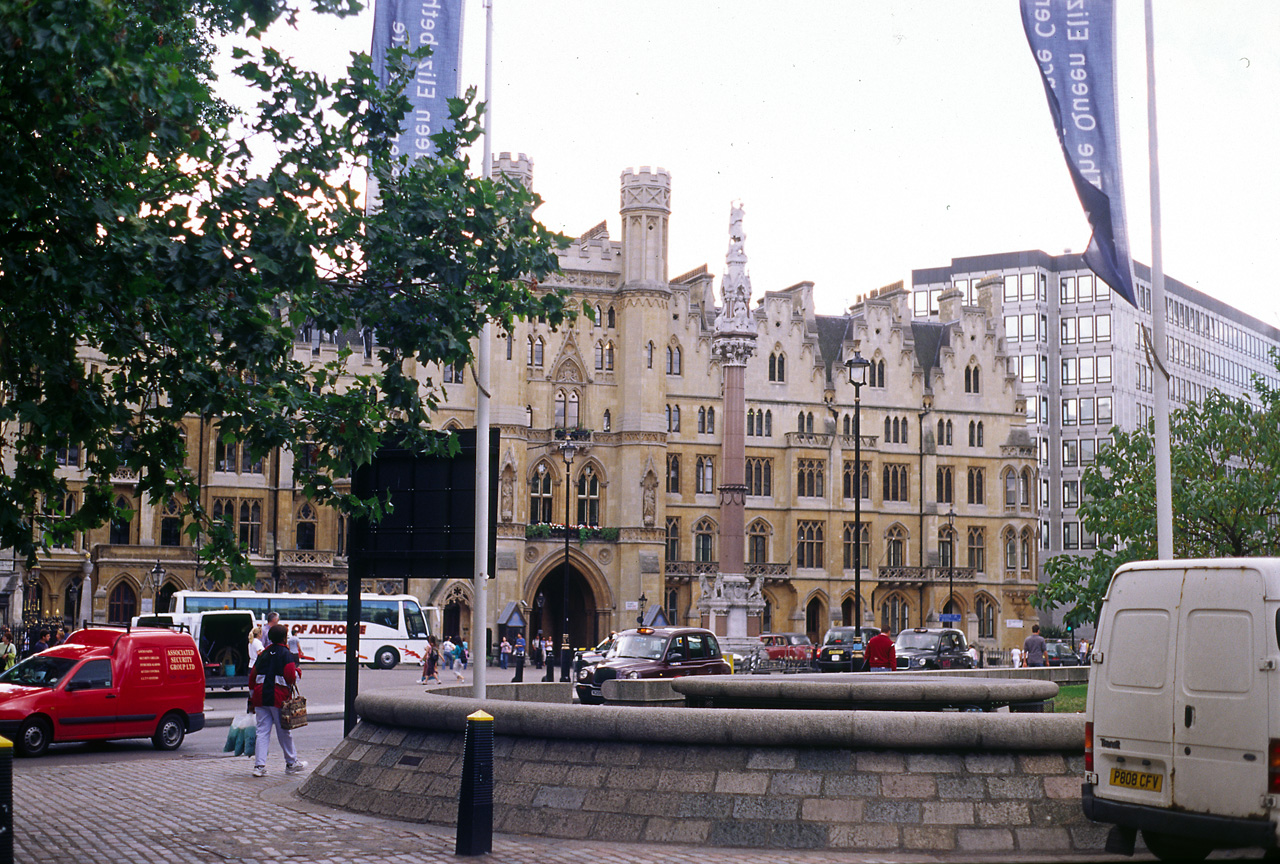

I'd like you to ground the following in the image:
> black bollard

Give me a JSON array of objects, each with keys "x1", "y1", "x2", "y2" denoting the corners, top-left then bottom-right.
[
  {"x1": 559, "y1": 642, "x2": 573, "y2": 682},
  {"x1": 513, "y1": 652, "x2": 524, "y2": 683},
  {"x1": 455, "y1": 709, "x2": 493, "y2": 856},
  {"x1": 543, "y1": 647, "x2": 555, "y2": 682},
  {"x1": 0, "y1": 736, "x2": 12, "y2": 864}
]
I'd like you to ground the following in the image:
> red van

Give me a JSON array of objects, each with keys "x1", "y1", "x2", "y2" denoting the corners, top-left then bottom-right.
[{"x1": 0, "y1": 624, "x2": 206, "y2": 756}]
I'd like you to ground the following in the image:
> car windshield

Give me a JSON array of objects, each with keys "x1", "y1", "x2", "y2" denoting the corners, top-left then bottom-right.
[
  {"x1": 611, "y1": 633, "x2": 668, "y2": 660},
  {"x1": 823, "y1": 629, "x2": 862, "y2": 645},
  {"x1": 895, "y1": 631, "x2": 941, "y2": 651},
  {"x1": 1048, "y1": 643, "x2": 1073, "y2": 656},
  {"x1": 0, "y1": 655, "x2": 78, "y2": 688}
]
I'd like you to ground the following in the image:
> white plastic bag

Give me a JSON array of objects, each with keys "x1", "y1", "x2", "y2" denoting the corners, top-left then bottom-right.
[{"x1": 229, "y1": 712, "x2": 256, "y2": 756}]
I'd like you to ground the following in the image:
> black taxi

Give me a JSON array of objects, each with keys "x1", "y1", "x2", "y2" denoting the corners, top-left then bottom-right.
[
  {"x1": 575, "y1": 626, "x2": 729, "y2": 704},
  {"x1": 893, "y1": 628, "x2": 973, "y2": 670}
]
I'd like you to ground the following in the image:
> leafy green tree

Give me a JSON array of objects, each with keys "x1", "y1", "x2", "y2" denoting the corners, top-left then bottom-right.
[
  {"x1": 1032, "y1": 358, "x2": 1280, "y2": 627},
  {"x1": 1, "y1": 0, "x2": 569, "y2": 583}
]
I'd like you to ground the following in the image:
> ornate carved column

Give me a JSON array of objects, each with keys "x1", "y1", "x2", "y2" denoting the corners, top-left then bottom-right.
[{"x1": 702, "y1": 203, "x2": 761, "y2": 640}]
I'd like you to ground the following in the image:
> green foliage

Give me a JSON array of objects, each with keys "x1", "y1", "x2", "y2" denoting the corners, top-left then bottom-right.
[
  {"x1": 1032, "y1": 356, "x2": 1280, "y2": 627},
  {"x1": 0, "y1": 0, "x2": 570, "y2": 583}
]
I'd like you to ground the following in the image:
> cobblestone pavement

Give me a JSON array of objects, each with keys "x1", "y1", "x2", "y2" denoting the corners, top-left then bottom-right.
[{"x1": 10, "y1": 748, "x2": 1150, "y2": 864}]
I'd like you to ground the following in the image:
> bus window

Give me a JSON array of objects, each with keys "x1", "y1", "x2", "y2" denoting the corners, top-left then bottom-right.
[
  {"x1": 187, "y1": 596, "x2": 232, "y2": 613},
  {"x1": 404, "y1": 601, "x2": 428, "y2": 639},
  {"x1": 269, "y1": 598, "x2": 319, "y2": 620},
  {"x1": 361, "y1": 600, "x2": 398, "y2": 629},
  {"x1": 317, "y1": 599, "x2": 346, "y2": 622},
  {"x1": 234, "y1": 597, "x2": 270, "y2": 617}
]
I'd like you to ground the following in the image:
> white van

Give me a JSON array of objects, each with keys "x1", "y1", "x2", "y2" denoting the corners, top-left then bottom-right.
[
  {"x1": 1084, "y1": 558, "x2": 1280, "y2": 860},
  {"x1": 134, "y1": 609, "x2": 256, "y2": 690}
]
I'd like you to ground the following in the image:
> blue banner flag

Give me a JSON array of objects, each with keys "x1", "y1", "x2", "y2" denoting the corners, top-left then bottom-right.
[
  {"x1": 371, "y1": 0, "x2": 465, "y2": 163},
  {"x1": 1020, "y1": 0, "x2": 1136, "y2": 307}
]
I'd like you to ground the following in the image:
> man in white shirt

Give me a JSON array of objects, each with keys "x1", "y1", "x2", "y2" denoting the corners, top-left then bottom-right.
[{"x1": 441, "y1": 637, "x2": 456, "y2": 670}]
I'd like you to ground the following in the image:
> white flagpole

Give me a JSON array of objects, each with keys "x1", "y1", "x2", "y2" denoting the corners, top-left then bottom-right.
[
  {"x1": 472, "y1": 0, "x2": 494, "y2": 697},
  {"x1": 1144, "y1": 0, "x2": 1174, "y2": 559}
]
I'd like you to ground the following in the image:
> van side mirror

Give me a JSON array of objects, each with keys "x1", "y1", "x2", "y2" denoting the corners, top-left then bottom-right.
[{"x1": 667, "y1": 652, "x2": 685, "y2": 663}]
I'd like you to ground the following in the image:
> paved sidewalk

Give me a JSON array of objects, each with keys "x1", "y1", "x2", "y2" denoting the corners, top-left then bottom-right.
[{"x1": 11, "y1": 748, "x2": 1146, "y2": 863}]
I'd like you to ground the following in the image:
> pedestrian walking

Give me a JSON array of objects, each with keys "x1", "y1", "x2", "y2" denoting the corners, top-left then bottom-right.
[
  {"x1": 458, "y1": 640, "x2": 469, "y2": 671},
  {"x1": 31, "y1": 629, "x2": 50, "y2": 655},
  {"x1": 0, "y1": 631, "x2": 17, "y2": 672},
  {"x1": 419, "y1": 636, "x2": 441, "y2": 684},
  {"x1": 247, "y1": 625, "x2": 264, "y2": 668},
  {"x1": 266, "y1": 611, "x2": 307, "y2": 675},
  {"x1": 499, "y1": 636, "x2": 511, "y2": 670},
  {"x1": 441, "y1": 636, "x2": 456, "y2": 670},
  {"x1": 532, "y1": 630, "x2": 544, "y2": 669},
  {"x1": 1010, "y1": 646, "x2": 1023, "y2": 668},
  {"x1": 1024, "y1": 624, "x2": 1048, "y2": 668},
  {"x1": 864, "y1": 630, "x2": 896, "y2": 671},
  {"x1": 248, "y1": 624, "x2": 308, "y2": 778}
]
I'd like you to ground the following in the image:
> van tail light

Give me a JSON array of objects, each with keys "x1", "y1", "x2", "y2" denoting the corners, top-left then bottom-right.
[
  {"x1": 1084, "y1": 722, "x2": 1094, "y2": 773},
  {"x1": 1269, "y1": 739, "x2": 1280, "y2": 794}
]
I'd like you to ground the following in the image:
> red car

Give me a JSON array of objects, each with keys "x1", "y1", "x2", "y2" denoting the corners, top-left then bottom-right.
[
  {"x1": 575, "y1": 626, "x2": 730, "y2": 704},
  {"x1": 757, "y1": 633, "x2": 816, "y2": 665}
]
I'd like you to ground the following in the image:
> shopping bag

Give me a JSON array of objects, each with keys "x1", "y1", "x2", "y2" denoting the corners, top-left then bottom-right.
[
  {"x1": 280, "y1": 694, "x2": 307, "y2": 730},
  {"x1": 230, "y1": 712, "x2": 256, "y2": 756}
]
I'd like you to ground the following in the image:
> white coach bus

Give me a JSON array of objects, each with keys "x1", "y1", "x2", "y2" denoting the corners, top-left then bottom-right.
[{"x1": 167, "y1": 590, "x2": 436, "y2": 669}]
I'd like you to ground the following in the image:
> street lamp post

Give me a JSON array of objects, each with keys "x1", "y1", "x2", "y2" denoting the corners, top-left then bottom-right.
[
  {"x1": 559, "y1": 440, "x2": 578, "y2": 683},
  {"x1": 945, "y1": 508, "x2": 957, "y2": 622},
  {"x1": 637, "y1": 592, "x2": 647, "y2": 626},
  {"x1": 537, "y1": 591, "x2": 552, "y2": 681},
  {"x1": 147, "y1": 562, "x2": 166, "y2": 611},
  {"x1": 845, "y1": 352, "x2": 871, "y2": 641}
]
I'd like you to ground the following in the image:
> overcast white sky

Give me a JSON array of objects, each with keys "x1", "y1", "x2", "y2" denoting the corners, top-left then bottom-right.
[{"x1": 217, "y1": 1, "x2": 1280, "y2": 328}]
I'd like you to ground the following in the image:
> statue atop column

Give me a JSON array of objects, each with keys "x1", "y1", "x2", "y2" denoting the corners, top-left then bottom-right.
[{"x1": 715, "y1": 201, "x2": 754, "y2": 335}]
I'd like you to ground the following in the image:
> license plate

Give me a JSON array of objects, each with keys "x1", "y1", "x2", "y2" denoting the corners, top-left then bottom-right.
[
  {"x1": 829, "y1": 651, "x2": 843, "y2": 657},
  {"x1": 1110, "y1": 767, "x2": 1163, "y2": 792}
]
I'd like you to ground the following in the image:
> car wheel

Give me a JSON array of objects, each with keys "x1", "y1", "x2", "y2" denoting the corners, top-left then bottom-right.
[
  {"x1": 17, "y1": 717, "x2": 52, "y2": 757},
  {"x1": 374, "y1": 646, "x2": 399, "y2": 669},
  {"x1": 1143, "y1": 830, "x2": 1211, "y2": 862},
  {"x1": 153, "y1": 712, "x2": 186, "y2": 751}
]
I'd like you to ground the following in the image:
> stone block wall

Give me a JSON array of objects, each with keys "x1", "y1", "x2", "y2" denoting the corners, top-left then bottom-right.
[{"x1": 301, "y1": 721, "x2": 1104, "y2": 853}]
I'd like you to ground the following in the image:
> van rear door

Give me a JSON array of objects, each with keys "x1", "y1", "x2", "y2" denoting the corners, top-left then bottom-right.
[
  {"x1": 1090, "y1": 566, "x2": 1181, "y2": 809},
  {"x1": 1171, "y1": 565, "x2": 1269, "y2": 819}
]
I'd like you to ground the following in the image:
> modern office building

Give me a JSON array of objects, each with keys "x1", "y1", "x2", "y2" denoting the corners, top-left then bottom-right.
[{"x1": 912, "y1": 251, "x2": 1280, "y2": 624}]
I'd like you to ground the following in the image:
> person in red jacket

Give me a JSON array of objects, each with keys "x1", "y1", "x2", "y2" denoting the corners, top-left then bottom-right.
[
  {"x1": 249, "y1": 624, "x2": 307, "y2": 778},
  {"x1": 864, "y1": 630, "x2": 897, "y2": 671}
]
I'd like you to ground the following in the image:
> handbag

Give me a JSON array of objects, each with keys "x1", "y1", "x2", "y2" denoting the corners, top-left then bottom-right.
[{"x1": 280, "y1": 687, "x2": 308, "y2": 730}]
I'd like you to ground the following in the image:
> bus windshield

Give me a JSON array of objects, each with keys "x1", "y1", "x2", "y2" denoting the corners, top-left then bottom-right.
[{"x1": 403, "y1": 601, "x2": 428, "y2": 638}]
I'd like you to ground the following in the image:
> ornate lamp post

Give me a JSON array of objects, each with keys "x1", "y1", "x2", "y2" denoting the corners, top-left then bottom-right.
[
  {"x1": 945, "y1": 508, "x2": 957, "y2": 622},
  {"x1": 537, "y1": 591, "x2": 552, "y2": 682},
  {"x1": 145, "y1": 561, "x2": 166, "y2": 615},
  {"x1": 559, "y1": 440, "x2": 578, "y2": 683},
  {"x1": 845, "y1": 352, "x2": 871, "y2": 638},
  {"x1": 24, "y1": 565, "x2": 42, "y2": 629},
  {"x1": 637, "y1": 592, "x2": 647, "y2": 626}
]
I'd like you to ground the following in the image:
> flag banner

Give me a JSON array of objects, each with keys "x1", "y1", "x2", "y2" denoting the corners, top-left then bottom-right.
[
  {"x1": 372, "y1": 0, "x2": 465, "y2": 164},
  {"x1": 1020, "y1": 0, "x2": 1136, "y2": 307}
]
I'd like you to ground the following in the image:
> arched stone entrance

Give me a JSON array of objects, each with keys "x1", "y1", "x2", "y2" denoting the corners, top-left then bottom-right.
[
  {"x1": 805, "y1": 595, "x2": 827, "y2": 644},
  {"x1": 526, "y1": 548, "x2": 610, "y2": 652},
  {"x1": 439, "y1": 581, "x2": 473, "y2": 644}
]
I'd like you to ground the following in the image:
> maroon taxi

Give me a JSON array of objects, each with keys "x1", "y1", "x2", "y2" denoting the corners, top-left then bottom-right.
[{"x1": 575, "y1": 626, "x2": 730, "y2": 704}]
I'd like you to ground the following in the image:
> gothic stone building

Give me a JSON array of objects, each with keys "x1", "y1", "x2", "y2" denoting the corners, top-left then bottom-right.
[
  {"x1": 14, "y1": 157, "x2": 1039, "y2": 657},
  {"x1": 432, "y1": 157, "x2": 1040, "y2": 654}
]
